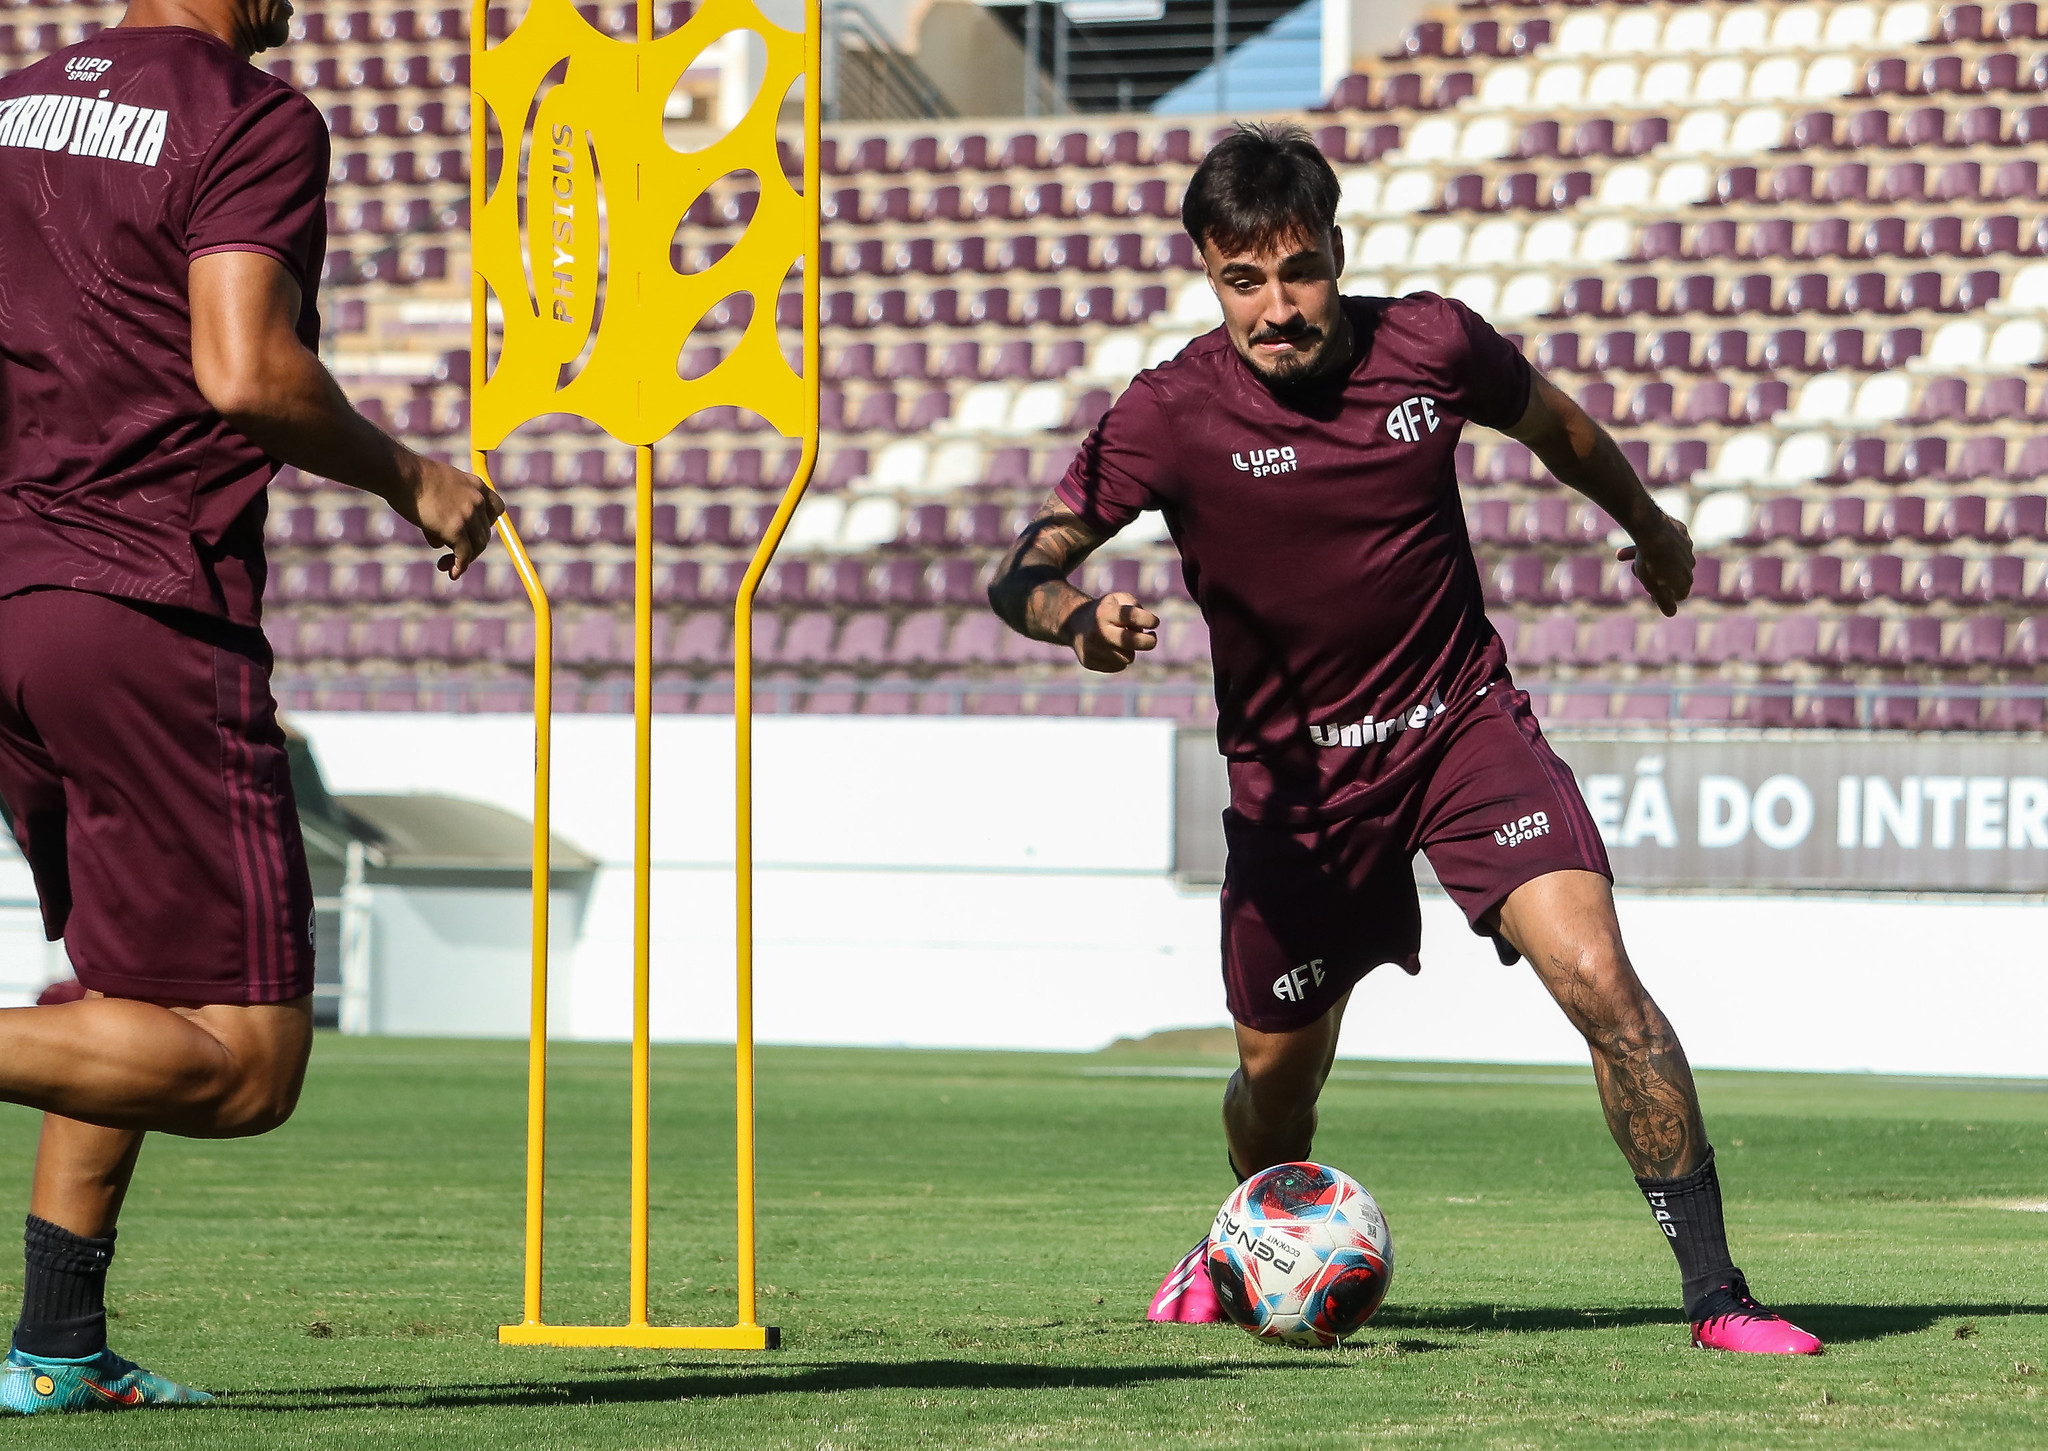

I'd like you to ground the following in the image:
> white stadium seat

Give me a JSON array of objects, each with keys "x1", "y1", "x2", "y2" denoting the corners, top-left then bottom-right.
[
  {"x1": 783, "y1": 495, "x2": 846, "y2": 551},
  {"x1": 1747, "y1": 56, "x2": 1805, "y2": 100},
  {"x1": 1703, "y1": 430, "x2": 1773, "y2": 487},
  {"x1": 1670, "y1": 111, "x2": 1730, "y2": 156},
  {"x1": 1377, "y1": 169, "x2": 1437, "y2": 215},
  {"x1": 1577, "y1": 218, "x2": 1635, "y2": 262},
  {"x1": 1596, "y1": 164, "x2": 1653, "y2": 209},
  {"x1": 1087, "y1": 333, "x2": 1145, "y2": 382},
  {"x1": 1336, "y1": 169, "x2": 1381, "y2": 219},
  {"x1": 1607, "y1": 9, "x2": 1661, "y2": 55},
  {"x1": 1456, "y1": 116, "x2": 1513, "y2": 162},
  {"x1": 1770, "y1": 432, "x2": 1834, "y2": 486},
  {"x1": 1800, "y1": 55, "x2": 1858, "y2": 98},
  {"x1": 1588, "y1": 61, "x2": 1639, "y2": 107},
  {"x1": 1171, "y1": 278, "x2": 1212, "y2": 324},
  {"x1": 1714, "y1": 9, "x2": 1770, "y2": 51},
  {"x1": 1824, "y1": 3, "x2": 1879, "y2": 45},
  {"x1": 1522, "y1": 218, "x2": 1578, "y2": 264},
  {"x1": 1688, "y1": 492, "x2": 1752, "y2": 547},
  {"x1": 1358, "y1": 221, "x2": 1414, "y2": 268},
  {"x1": 1554, "y1": 13, "x2": 1608, "y2": 56},
  {"x1": 1694, "y1": 58, "x2": 1747, "y2": 102},
  {"x1": 951, "y1": 382, "x2": 1014, "y2": 432},
  {"x1": 1850, "y1": 373, "x2": 1912, "y2": 423},
  {"x1": 1791, "y1": 374, "x2": 1853, "y2": 424},
  {"x1": 927, "y1": 442, "x2": 985, "y2": 491},
  {"x1": 1534, "y1": 63, "x2": 1586, "y2": 108},
  {"x1": 1144, "y1": 330, "x2": 1196, "y2": 368},
  {"x1": 1447, "y1": 274, "x2": 1499, "y2": 315},
  {"x1": 1404, "y1": 117, "x2": 1460, "y2": 163},
  {"x1": 1879, "y1": 2, "x2": 1934, "y2": 45},
  {"x1": 1496, "y1": 272, "x2": 1556, "y2": 321},
  {"x1": 2001, "y1": 261, "x2": 2048, "y2": 313},
  {"x1": 1412, "y1": 219, "x2": 1468, "y2": 265},
  {"x1": 1925, "y1": 320, "x2": 1987, "y2": 369},
  {"x1": 1769, "y1": 5, "x2": 1825, "y2": 49},
  {"x1": 839, "y1": 497, "x2": 902, "y2": 552},
  {"x1": 1654, "y1": 163, "x2": 1713, "y2": 208},
  {"x1": 1465, "y1": 218, "x2": 1522, "y2": 266},
  {"x1": 1731, "y1": 108, "x2": 1787, "y2": 153},
  {"x1": 1008, "y1": 382, "x2": 1068, "y2": 433},
  {"x1": 1662, "y1": 9, "x2": 1716, "y2": 54},
  {"x1": 871, "y1": 441, "x2": 930, "y2": 490},
  {"x1": 1641, "y1": 57, "x2": 1691, "y2": 101},
  {"x1": 1478, "y1": 65, "x2": 1530, "y2": 109},
  {"x1": 1989, "y1": 320, "x2": 2046, "y2": 367}
]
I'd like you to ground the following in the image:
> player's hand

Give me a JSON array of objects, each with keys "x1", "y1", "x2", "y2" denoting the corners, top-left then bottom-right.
[
  {"x1": 1617, "y1": 514, "x2": 1694, "y2": 618},
  {"x1": 395, "y1": 458, "x2": 505, "y2": 581},
  {"x1": 1064, "y1": 591, "x2": 1158, "y2": 673}
]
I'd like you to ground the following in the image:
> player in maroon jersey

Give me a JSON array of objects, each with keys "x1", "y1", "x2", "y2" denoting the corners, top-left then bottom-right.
[
  {"x1": 0, "y1": 0, "x2": 502, "y2": 1410},
  {"x1": 990, "y1": 124, "x2": 1819, "y2": 1356}
]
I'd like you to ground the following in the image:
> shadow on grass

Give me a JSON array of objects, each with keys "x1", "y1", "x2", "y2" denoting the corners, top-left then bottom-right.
[
  {"x1": 221, "y1": 1359, "x2": 1252, "y2": 1412},
  {"x1": 1377, "y1": 1302, "x2": 2048, "y2": 1345}
]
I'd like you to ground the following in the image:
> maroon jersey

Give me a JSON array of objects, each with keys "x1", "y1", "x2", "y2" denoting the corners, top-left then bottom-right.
[
  {"x1": 1056, "y1": 294, "x2": 1533, "y2": 826},
  {"x1": 0, "y1": 28, "x2": 328, "y2": 626}
]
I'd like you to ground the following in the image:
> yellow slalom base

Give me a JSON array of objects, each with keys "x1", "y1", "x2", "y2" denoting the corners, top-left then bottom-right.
[{"x1": 498, "y1": 1322, "x2": 780, "y2": 1350}]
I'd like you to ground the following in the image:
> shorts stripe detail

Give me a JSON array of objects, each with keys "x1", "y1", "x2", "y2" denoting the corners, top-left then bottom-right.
[{"x1": 216, "y1": 650, "x2": 264, "y2": 1001}]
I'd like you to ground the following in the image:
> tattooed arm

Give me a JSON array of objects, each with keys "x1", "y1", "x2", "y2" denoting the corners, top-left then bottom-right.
[
  {"x1": 1506, "y1": 372, "x2": 1694, "y2": 619},
  {"x1": 988, "y1": 496, "x2": 1160, "y2": 673}
]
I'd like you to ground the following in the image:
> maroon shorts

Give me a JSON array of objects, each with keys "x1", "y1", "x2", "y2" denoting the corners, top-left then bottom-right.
[
  {"x1": 0, "y1": 589, "x2": 314, "y2": 1005},
  {"x1": 1221, "y1": 682, "x2": 1609, "y2": 1032}
]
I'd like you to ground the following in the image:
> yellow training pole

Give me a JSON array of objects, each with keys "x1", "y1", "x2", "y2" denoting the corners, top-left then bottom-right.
[
  {"x1": 498, "y1": 507, "x2": 552, "y2": 1332},
  {"x1": 626, "y1": 0, "x2": 657, "y2": 1330},
  {"x1": 477, "y1": 0, "x2": 812, "y2": 1350},
  {"x1": 730, "y1": 8, "x2": 821, "y2": 1330},
  {"x1": 630, "y1": 442, "x2": 655, "y2": 1328}
]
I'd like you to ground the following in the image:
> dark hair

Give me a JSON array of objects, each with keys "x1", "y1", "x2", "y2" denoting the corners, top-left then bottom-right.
[{"x1": 1180, "y1": 122, "x2": 1341, "y2": 258}]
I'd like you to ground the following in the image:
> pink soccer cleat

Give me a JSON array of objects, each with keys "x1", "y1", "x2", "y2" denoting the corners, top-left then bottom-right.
[
  {"x1": 1691, "y1": 1279, "x2": 1823, "y2": 1355},
  {"x1": 1146, "y1": 1240, "x2": 1226, "y2": 1324}
]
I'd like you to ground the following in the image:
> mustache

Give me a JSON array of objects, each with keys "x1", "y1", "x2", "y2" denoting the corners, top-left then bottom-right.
[{"x1": 1248, "y1": 322, "x2": 1322, "y2": 349}]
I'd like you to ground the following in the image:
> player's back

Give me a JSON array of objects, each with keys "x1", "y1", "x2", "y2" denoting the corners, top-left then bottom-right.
[{"x1": 0, "y1": 27, "x2": 328, "y2": 622}]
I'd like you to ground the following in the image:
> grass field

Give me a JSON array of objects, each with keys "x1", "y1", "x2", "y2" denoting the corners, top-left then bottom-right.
[{"x1": 0, "y1": 1036, "x2": 2041, "y2": 1448}]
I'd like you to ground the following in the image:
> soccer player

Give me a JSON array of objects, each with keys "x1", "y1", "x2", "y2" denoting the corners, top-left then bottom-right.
[
  {"x1": 0, "y1": 0, "x2": 501, "y2": 1411},
  {"x1": 989, "y1": 124, "x2": 1820, "y2": 1356}
]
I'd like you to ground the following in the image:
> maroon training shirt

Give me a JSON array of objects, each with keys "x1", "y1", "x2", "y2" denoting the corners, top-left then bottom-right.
[
  {"x1": 1056, "y1": 293, "x2": 1533, "y2": 826},
  {"x1": 0, "y1": 28, "x2": 328, "y2": 626}
]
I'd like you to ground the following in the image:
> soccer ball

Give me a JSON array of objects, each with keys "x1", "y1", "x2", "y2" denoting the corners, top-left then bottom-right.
[{"x1": 1204, "y1": 1162, "x2": 1393, "y2": 1347}]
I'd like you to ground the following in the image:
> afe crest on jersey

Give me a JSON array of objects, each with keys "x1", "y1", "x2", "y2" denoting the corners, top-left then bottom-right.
[{"x1": 1386, "y1": 395, "x2": 1440, "y2": 443}]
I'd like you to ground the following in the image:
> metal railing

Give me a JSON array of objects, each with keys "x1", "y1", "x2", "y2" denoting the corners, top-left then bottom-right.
[
  {"x1": 823, "y1": 0, "x2": 954, "y2": 122},
  {"x1": 1012, "y1": 0, "x2": 1300, "y2": 115},
  {"x1": 272, "y1": 674, "x2": 2048, "y2": 728}
]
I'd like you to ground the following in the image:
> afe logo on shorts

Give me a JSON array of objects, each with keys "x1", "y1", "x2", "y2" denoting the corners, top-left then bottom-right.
[
  {"x1": 1385, "y1": 395, "x2": 1441, "y2": 443},
  {"x1": 1494, "y1": 811, "x2": 1551, "y2": 848},
  {"x1": 1272, "y1": 958, "x2": 1326, "y2": 1002}
]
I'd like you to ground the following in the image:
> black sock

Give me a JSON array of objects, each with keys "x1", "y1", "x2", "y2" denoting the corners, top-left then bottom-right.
[
  {"x1": 14, "y1": 1215, "x2": 114, "y2": 1359},
  {"x1": 1636, "y1": 1149, "x2": 1743, "y2": 1320}
]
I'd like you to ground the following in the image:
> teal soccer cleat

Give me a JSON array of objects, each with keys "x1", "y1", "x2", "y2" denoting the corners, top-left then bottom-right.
[{"x1": 0, "y1": 1346, "x2": 214, "y2": 1413}]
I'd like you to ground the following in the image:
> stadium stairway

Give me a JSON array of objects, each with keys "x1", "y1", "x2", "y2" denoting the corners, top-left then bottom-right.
[{"x1": 5, "y1": 0, "x2": 2045, "y2": 727}]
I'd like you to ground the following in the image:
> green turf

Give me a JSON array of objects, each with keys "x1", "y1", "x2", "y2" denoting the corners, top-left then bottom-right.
[{"x1": 0, "y1": 1037, "x2": 2042, "y2": 1448}]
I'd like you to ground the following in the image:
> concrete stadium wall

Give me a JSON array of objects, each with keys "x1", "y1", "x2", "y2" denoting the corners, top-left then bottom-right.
[{"x1": 283, "y1": 713, "x2": 2048, "y2": 1080}]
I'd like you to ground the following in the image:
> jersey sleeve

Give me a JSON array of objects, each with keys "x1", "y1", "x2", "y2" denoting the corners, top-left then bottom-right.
[
  {"x1": 185, "y1": 89, "x2": 330, "y2": 290},
  {"x1": 1439, "y1": 296, "x2": 1533, "y2": 432},
  {"x1": 1053, "y1": 377, "x2": 1176, "y2": 536}
]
